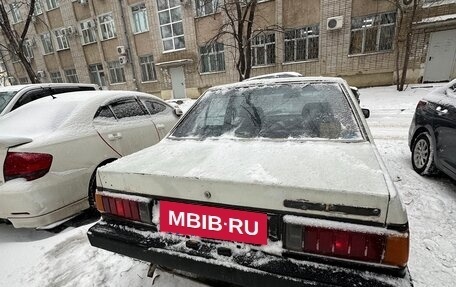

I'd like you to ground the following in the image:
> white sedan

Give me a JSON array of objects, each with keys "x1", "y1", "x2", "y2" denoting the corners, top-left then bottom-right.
[
  {"x1": 89, "y1": 77, "x2": 412, "y2": 287},
  {"x1": 0, "y1": 91, "x2": 180, "y2": 228}
]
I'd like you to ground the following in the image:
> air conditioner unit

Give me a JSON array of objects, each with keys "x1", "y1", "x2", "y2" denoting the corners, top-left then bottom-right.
[
  {"x1": 119, "y1": 55, "x2": 128, "y2": 65},
  {"x1": 117, "y1": 46, "x2": 127, "y2": 55},
  {"x1": 37, "y1": 70, "x2": 46, "y2": 78},
  {"x1": 327, "y1": 16, "x2": 344, "y2": 31},
  {"x1": 79, "y1": 0, "x2": 88, "y2": 5},
  {"x1": 401, "y1": 0, "x2": 414, "y2": 8}
]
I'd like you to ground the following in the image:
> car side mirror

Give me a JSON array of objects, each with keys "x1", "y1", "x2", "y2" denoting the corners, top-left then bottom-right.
[
  {"x1": 174, "y1": 108, "x2": 183, "y2": 117},
  {"x1": 362, "y1": 108, "x2": 370, "y2": 119}
]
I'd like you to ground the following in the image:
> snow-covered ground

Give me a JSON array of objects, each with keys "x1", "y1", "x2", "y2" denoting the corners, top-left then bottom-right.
[{"x1": 0, "y1": 84, "x2": 455, "y2": 287}]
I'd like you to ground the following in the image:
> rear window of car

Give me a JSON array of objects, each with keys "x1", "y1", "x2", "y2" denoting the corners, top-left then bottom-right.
[
  {"x1": 171, "y1": 83, "x2": 363, "y2": 140},
  {"x1": 0, "y1": 91, "x2": 18, "y2": 113}
]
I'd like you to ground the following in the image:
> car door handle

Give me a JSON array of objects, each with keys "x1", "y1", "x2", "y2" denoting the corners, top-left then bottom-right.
[
  {"x1": 436, "y1": 106, "x2": 448, "y2": 115},
  {"x1": 108, "y1": 132, "x2": 122, "y2": 140},
  {"x1": 156, "y1": 124, "x2": 165, "y2": 129}
]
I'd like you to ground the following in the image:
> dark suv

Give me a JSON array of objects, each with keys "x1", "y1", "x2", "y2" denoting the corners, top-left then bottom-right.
[
  {"x1": 0, "y1": 83, "x2": 100, "y2": 116},
  {"x1": 409, "y1": 79, "x2": 456, "y2": 180}
]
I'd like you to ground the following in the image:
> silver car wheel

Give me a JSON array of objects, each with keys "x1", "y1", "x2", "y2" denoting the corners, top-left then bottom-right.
[{"x1": 413, "y1": 138, "x2": 429, "y2": 169}]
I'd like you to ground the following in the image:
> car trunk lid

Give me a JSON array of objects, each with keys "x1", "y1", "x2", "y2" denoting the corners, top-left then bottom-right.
[{"x1": 98, "y1": 139, "x2": 391, "y2": 225}]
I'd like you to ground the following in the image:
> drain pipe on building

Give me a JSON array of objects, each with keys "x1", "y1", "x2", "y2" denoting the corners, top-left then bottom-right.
[{"x1": 118, "y1": 0, "x2": 140, "y2": 91}]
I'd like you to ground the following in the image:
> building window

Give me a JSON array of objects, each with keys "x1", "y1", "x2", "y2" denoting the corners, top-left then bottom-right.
[
  {"x1": 139, "y1": 55, "x2": 157, "y2": 82},
  {"x1": 50, "y1": 71, "x2": 63, "y2": 83},
  {"x1": 65, "y1": 69, "x2": 79, "y2": 83},
  {"x1": 131, "y1": 3, "x2": 149, "y2": 34},
  {"x1": 89, "y1": 64, "x2": 107, "y2": 87},
  {"x1": 54, "y1": 29, "x2": 69, "y2": 50},
  {"x1": 45, "y1": 0, "x2": 59, "y2": 11},
  {"x1": 10, "y1": 3, "x2": 22, "y2": 24},
  {"x1": 23, "y1": 39, "x2": 34, "y2": 59},
  {"x1": 80, "y1": 20, "x2": 97, "y2": 45},
  {"x1": 350, "y1": 12, "x2": 396, "y2": 55},
  {"x1": 40, "y1": 32, "x2": 54, "y2": 54},
  {"x1": 34, "y1": 1, "x2": 43, "y2": 15},
  {"x1": 284, "y1": 25, "x2": 319, "y2": 62},
  {"x1": 98, "y1": 13, "x2": 117, "y2": 41},
  {"x1": 156, "y1": 0, "x2": 185, "y2": 51},
  {"x1": 108, "y1": 61, "x2": 126, "y2": 84},
  {"x1": 196, "y1": 0, "x2": 217, "y2": 17},
  {"x1": 19, "y1": 77, "x2": 30, "y2": 84},
  {"x1": 252, "y1": 33, "x2": 275, "y2": 66},
  {"x1": 200, "y1": 42, "x2": 225, "y2": 73}
]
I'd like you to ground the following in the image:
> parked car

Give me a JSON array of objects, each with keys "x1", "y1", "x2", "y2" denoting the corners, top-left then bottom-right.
[
  {"x1": 409, "y1": 79, "x2": 456, "y2": 180},
  {"x1": 0, "y1": 83, "x2": 99, "y2": 117},
  {"x1": 0, "y1": 91, "x2": 180, "y2": 228},
  {"x1": 88, "y1": 77, "x2": 411, "y2": 287}
]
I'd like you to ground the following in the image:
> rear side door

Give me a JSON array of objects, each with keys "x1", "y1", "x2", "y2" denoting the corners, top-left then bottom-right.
[
  {"x1": 140, "y1": 98, "x2": 178, "y2": 138},
  {"x1": 93, "y1": 98, "x2": 160, "y2": 156}
]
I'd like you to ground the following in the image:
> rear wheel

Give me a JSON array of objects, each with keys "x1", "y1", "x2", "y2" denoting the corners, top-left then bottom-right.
[
  {"x1": 412, "y1": 132, "x2": 438, "y2": 175},
  {"x1": 88, "y1": 172, "x2": 97, "y2": 208},
  {"x1": 88, "y1": 159, "x2": 116, "y2": 209}
]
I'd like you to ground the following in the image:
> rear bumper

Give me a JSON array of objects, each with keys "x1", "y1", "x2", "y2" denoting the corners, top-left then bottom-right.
[
  {"x1": 88, "y1": 220, "x2": 413, "y2": 287},
  {"x1": 0, "y1": 170, "x2": 90, "y2": 228}
]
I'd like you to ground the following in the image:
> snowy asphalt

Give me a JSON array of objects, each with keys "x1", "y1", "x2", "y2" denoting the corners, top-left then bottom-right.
[{"x1": 0, "y1": 84, "x2": 455, "y2": 287}]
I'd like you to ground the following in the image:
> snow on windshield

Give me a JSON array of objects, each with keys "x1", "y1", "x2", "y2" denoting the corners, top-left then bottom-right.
[
  {"x1": 0, "y1": 91, "x2": 17, "y2": 113},
  {"x1": 172, "y1": 83, "x2": 362, "y2": 140}
]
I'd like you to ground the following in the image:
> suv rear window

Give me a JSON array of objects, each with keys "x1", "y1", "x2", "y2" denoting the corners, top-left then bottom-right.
[{"x1": 172, "y1": 83, "x2": 362, "y2": 140}]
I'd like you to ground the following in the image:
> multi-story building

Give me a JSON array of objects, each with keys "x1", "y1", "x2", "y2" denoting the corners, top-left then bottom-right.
[{"x1": 1, "y1": 0, "x2": 455, "y2": 99}]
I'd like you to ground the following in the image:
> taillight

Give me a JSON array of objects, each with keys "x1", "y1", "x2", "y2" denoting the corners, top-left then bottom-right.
[
  {"x1": 3, "y1": 152, "x2": 53, "y2": 181},
  {"x1": 95, "y1": 191, "x2": 153, "y2": 224},
  {"x1": 284, "y1": 216, "x2": 409, "y2": 268}
]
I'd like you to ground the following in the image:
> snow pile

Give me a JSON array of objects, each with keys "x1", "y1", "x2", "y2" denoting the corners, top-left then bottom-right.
[{"x1": 0, "y1": 223, "x2": 152, "y2": 287}]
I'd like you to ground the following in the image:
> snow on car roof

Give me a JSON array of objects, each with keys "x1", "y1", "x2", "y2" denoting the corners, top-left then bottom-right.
[
  {"x1": 0, "y1": 91, "x2": 161, "y2": 139},
  {"x1": 207, "y1": 76, "x2": 348, "y2": 92},
  {"x1": 244, "y1": 72, "x2": 303, "y2": 81},
  {"x1": 0, "y1": 83, "x2": 98, "y2": 93}
]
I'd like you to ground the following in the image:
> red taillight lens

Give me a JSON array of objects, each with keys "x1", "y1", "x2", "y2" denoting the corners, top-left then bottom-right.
[
  {"x1": 301, "y1": 227, "x2": 386, "y2": 262},
  {"x1": 95, "y1": 192, "x2": 152, "y2": 224},
  {"x1": 4, "y1": 152, "x2": 53, "y2": 181},
  {"x1": 285, "y1": 219, "x2": 409, "y2": 267}
]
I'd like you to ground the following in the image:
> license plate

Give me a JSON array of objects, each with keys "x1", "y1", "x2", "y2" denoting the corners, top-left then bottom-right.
[{"x1": 160, "y1": 201, "x2": 268, "y2": 245}]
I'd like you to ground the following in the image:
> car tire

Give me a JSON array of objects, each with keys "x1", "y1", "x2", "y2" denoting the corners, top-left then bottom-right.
[
  {"x1": 411, "y1": 132, "x2": 438, "y2": 175},
  {"x1": 88, "y1": 172, "x2": 97, "y2": 208}
]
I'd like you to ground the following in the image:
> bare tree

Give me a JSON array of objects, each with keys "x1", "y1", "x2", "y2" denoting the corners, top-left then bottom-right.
[
  {"x1": 392, "y1": 0, "x2": 421, "y2": 91},
  {"x1": 0, "y1": 0, "x2": 38, "y2": 83},
  {"x1": 204, "y1": 0, "x2": 281, "y2": 81}
]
